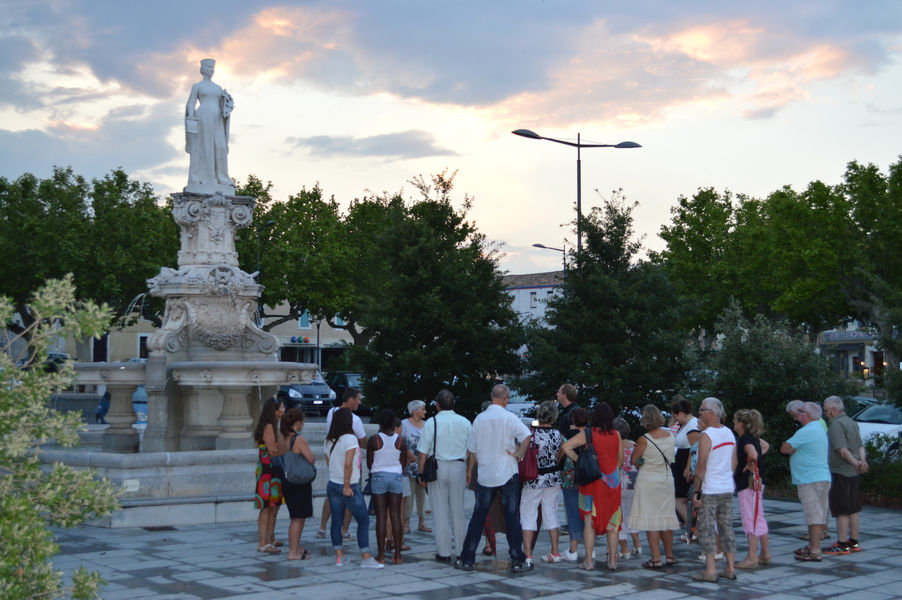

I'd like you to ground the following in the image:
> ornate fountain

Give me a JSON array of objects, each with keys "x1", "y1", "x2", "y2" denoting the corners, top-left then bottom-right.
[{"x1": 52, "y1": 60, "x2": 320, "y2": 526}]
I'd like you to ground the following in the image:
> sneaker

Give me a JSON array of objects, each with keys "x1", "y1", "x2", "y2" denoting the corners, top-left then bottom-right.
[
  {"x1": 524, "y1": 555, "x2": 533, "y2": 567},
  {"x1": 823, "y1": 541, "x2": 850, "y2": 556},
  {"x1": 541, "y1": 552, "x2": 562, "y2": 563},
  {"x1": 698, "y1": 552, "x2": 724, "y2": 560},
  {"x1": 511, "y1": 560, "x2": 534, "y2": 573},
  {"x1": 343, "y1": 530, "x2": 354, "y2": 540},
  {"x1": 847, "y1": 538, "x2": 861, "y2": 552},
  {"x1": 336, "y1": 556, "x2": 345, "y2": 566},
  {"x1": 361, "y1": 557, "x2": 385, "y2": 569},
  {"x1": 562, "y1": 550, "x2": 578, "y2": 562},
  {"x1": 453, "y1": 558, "x2": 474, "y2": 571},
  {"x1": 632, "y1": 546, "x2": 642, "y2": 557}
]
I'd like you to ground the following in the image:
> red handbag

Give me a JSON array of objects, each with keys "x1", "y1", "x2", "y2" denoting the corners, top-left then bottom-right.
[{"x1": 518, "y1": 433, "x2": 539, "y2": 482}]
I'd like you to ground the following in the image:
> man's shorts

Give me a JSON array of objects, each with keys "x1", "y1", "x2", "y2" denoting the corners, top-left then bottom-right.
[
  {"x1": 797, "y1": 480, "x2": 830, "y2": 525},
  {"x1": 828, "y1": 473, "x2": 862, "y2": 516}
]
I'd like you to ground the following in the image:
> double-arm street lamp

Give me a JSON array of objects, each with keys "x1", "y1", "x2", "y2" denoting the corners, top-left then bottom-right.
[{"x1": 513, "y1": 129, "x2": 640, "y2": 261}]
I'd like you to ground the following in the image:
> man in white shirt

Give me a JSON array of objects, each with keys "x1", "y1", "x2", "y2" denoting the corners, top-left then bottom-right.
[
  {"x1": 417, "y1": 389, "x2": 472, "y2": 563},
  {"x1": 317, "y1": 388, "x2": 368, "y2": 539},
  {"x1": 455, "y1": 384, "x2": 533, "y2": 573}
]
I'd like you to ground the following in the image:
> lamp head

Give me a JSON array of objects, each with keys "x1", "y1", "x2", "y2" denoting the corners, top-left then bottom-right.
[
  {"x1": 512, "y1": 129, "x2": 542, "y2": 140},
  {"x1": 615, "y1": 141, "x2": 641, "y2": 149}
]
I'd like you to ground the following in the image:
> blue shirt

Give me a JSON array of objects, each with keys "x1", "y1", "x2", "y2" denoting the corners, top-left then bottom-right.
[{"x1": 786, "y1": 421, "x2": 831, "y2": 485}]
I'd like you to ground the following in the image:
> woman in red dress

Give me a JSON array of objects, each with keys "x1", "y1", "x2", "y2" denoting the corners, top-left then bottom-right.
[{"x1": 562, "y1": 402, "x2": 623, "y2": 571}]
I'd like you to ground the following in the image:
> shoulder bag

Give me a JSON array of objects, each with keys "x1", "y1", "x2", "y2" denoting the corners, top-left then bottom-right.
[
  {"x1": 575, "y1": 427, "x2": 602, "y2": 486},
  {"x1": 420, "y1": 418, "x2": 438, "y2": 482},
  {"x1": 518, "y1": 429, "x2": 539, "y2": 482},
  {"x1": 282, "y1": 434, "x2": 317, "y2": 485}
]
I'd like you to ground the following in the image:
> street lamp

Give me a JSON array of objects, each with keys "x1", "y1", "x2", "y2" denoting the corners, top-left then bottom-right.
[
  {"x1": 513, "y1": 129, "x2": 640, "y2": 261},
  {"x1": 532, "y1": 243, "x2": 567, "y2": 274}
]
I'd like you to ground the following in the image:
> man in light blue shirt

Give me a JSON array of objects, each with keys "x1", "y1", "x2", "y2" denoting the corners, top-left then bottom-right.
[
  {"x1": 417, "y1": 389, "x2": 472, "y2": 563},
  {"x1": 781, "y1": 401, "x2": 831, "y2": 560}
]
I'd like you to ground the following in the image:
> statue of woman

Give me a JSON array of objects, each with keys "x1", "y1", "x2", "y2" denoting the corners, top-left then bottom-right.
[{"x1": 185, "y1": 58, "x2": 234, "y2": 192}]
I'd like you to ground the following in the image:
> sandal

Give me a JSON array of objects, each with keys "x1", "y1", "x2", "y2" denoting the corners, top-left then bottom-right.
[
  {"x1": 606, "y1": 557, "x2": 618, "y2": 571},
  {"x1": 665, "y1": 556, "x2": 678, "y2": 566},
  {"x1": 691, "y1": 570, "x2": 718, "y2": 582},
  {"x1": 720, "y1": 569, "x2": 737, "y2": 580},
  {"x1": 287, "y1": 549, "x2": 311, "y2": 561},
  {"x1": 642, "y1": 559, "x2": 663, "y2": 570},
  {"x1": 315, "y1": 528, "x2": 326, "y2": 538},
  {"x1": 758, "y1": 554, "x2": 772, "y2": 565},
  {"x1": 577, "y1": 561, "x2": 594, "y2": 570},
  {"x1": 418, "y1": 524, "x2": 432, "y2": 533},
  {"x1": 257, "y1": 543, "x2": 280, "y2": 554},
  {"x1": 796, "y1": 551, "x2": 822, "y2": 562},
  {"x1": 483, "y1": 547, "x2": 495, "y2": 556},
  {"x1": 736, "y1": 558, "x2": 758, "y2": 569},
  {"x1": 399, "y1": 543, "x2": 411, "y2": 551}
]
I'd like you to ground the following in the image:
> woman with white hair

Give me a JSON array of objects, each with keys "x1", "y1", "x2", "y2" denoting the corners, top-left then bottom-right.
[
  {"x1": 692, "y1": 397, "x2": 738, "y2": 582},
  {"x1": 520, "y1": 400, "x2": 564, "y2": 564},
  {"x1": 402, "y1": 399, "x2": 431, "y2": 533}
]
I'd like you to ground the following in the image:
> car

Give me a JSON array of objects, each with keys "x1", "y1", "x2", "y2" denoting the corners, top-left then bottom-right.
[
  {"x1": 852, "y1": 402, "x2": 902, "y2": 460},
  {"x1": 18, "y1": 351, "x2": 70, "y2": 373},
  {"x1": 325, "y1": 371, "x2": 373, "y2": 418},
  {"x1": 505, "y1": 389, "x2": 538, "y2": 427},
  {"x1": 280, "y1": 370, "x2": 336, "y2": 416}
]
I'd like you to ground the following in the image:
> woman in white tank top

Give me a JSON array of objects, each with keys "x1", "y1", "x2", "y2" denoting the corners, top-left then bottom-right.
[
  {"x1": 693, "y1": 397, "x2": 738, "y2": 582},
  {"x1": 367, "y1": 409, "x2": 408, "y2": 565}
]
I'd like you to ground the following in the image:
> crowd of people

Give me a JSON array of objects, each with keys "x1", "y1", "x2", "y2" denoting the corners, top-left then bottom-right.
[{"x1": 251, "y1": 384, "x2": 868, "y2": 582}]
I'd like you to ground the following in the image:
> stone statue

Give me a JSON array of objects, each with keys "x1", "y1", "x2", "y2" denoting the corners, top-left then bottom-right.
[{"x1": 185, "y1": 58, "x2": 234, "y2": 194}]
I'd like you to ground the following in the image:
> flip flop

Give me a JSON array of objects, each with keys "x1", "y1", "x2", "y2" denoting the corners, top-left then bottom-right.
[{"x1": 642, "y1": 559, "x2": 663, "y2": 570}]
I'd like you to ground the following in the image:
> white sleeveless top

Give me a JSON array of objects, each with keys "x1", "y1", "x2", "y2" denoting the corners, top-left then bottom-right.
[
  {"x1": 701, "y1": 425, "x2": 736, "y2": 495},
  {"x1": 371, "y1": 432, "x2": 402, "y2": 474}
]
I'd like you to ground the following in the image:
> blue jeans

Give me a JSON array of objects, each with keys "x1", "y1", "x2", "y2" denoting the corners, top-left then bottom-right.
[
  {"x1": 460, "y1": 474, "x2": 526, "y2": 564},
  {"x1": 562, "y1": 485, "x2": 583, "y2": 542},
  {"x1": 326, "y1": 481, "x2": 370, "y2": 553}
]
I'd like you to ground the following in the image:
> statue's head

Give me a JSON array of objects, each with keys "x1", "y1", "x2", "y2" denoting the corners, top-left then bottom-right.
[{"x1": 200, "y1": 58, "x2": 215, "y2": 76}]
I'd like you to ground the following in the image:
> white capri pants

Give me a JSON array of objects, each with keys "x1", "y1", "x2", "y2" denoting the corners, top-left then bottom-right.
[{"x1": 520, "y1": 485, "x2": 561, "y2": 531}]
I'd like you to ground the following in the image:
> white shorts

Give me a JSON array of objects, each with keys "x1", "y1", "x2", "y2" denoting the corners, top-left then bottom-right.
[{"x1": 519, "y1": 485, "x2": 561, "y2": 531}]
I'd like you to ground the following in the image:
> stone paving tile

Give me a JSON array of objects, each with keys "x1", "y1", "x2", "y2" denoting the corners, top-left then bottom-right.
[{"x1": 47, "y1": 498, "x2": 902, "y2": 599}]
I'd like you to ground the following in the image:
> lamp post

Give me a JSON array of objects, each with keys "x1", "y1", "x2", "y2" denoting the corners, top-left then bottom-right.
[
  {"x1": 532, "y1": 243, "x2": 567, "y2": 275},
  {"x1": 513, "y1": 129, "x2": 640, "y2": 262}
]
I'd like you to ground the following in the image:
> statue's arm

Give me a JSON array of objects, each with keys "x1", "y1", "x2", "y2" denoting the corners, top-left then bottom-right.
[{"x1": 185, "y1": 84, "x2": 198, "y2": 117}]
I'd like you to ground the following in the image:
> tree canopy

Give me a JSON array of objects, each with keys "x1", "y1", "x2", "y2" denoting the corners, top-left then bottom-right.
[
  {"x1": 0, "y1": 167, "x2": 177, "y2": 336},
  {"x1": 517, "y1": 195, "x2": 688, "y2": 414}
]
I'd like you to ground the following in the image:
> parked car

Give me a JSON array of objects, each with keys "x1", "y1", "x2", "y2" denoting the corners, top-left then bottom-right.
[
  {"x1": 852, "y1": 402, "x2": 902, "y2": 460},
  {"x1": 325, "y1": 371, "x2": 372, "y2": 418},
  {"x1": 280, "y1": 370, "x2": 336, "y2": 416},
  {"x1": 18, "y1": 351, "x2": 70, "y2": 373}
]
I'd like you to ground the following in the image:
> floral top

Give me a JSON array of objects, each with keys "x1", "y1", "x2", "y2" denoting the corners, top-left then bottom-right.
[
  {"x1": 524, "y1": 426, "x2": 563, "y2": 489},
  {"x1": 401, "y1": 418, "x2": 423, "y2": 478},
  {"x1": 621, "y1": 444, "x2": 638, "y2": 490}
]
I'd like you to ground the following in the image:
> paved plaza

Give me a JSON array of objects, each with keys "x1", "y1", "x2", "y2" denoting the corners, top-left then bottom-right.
[{"x1": 53, "y1": 497, "x2": 902, "y2": 600}]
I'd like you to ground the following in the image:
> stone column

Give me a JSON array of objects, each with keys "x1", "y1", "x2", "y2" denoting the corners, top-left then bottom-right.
[
  {"x1": 179, "y1": 386, "x2": 223, "y2": 451},
  {"x1": 103, "y1": 383, "x2": 139, "y2": 453},
  {"x1": 216, "y1": 388, "x2": 255, "y2": 450}
]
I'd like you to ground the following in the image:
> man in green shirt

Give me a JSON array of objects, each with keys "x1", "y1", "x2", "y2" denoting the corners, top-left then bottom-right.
[{"x1": 822, "y1": 395, "x2": 868, "y2": 555}]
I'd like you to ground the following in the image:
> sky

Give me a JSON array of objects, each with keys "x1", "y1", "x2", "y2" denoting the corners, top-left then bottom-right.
[{"x1": 2, "y1": 0, "x2": 901, "y2": 274}]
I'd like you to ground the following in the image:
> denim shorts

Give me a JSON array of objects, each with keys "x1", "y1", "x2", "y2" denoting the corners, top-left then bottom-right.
[{"x1": 370, "y1": 471, "x2": 404, "y2": 495}]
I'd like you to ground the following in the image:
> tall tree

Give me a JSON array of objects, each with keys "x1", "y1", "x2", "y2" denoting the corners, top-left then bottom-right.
[
  {"x1": 348, "y1": 172, "x2": 523, "y2": 415},
  {"x1": 519, "y1": 196, "x2": 688, "y2": 414}
]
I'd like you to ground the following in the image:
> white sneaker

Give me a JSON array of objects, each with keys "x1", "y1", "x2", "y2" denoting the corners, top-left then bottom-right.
[
  {"x1": 361, "y1": 557, "x2": 384, "y2": 569},
  {"x1": 562, "y1": 550, "x2": 578, "y2": 562},
  {"x1": 541, "y1": 552, "x2": 563, "y2": 563},
  {"x1": 698, "y1": 552, "x2": 724, "y2": 560},
  {"x1": 525, "y1": 556, "x2": 533, "y2": 566}
]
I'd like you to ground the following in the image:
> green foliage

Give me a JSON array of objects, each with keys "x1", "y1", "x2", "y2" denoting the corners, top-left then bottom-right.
[
  {"x1": 710, "y1": 303, "x2": 851, "y2": 483},
  {"x1": 0, "y1": 167, "x2": 178, "y2": 335},
  {"x1": 859, "y1": 432, "x2": 902, "y2": 504},
  {"x1": 0, "y1": 276, "x2": 120, "y2": 599},
  {"x1": 518, "y1": 196, "x2": 688, "y2": 415},
  {"x1": 347, "y1": 173, "x2": 524, "y2": 416}
]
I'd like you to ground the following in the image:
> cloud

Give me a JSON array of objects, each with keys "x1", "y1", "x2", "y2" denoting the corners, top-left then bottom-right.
[
  {"x1": 0, "y1": 101, "x2": 181, "y2": 183},
  {"x1": 287, "y1": 130, "x2": 456, "y2": 160}
]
